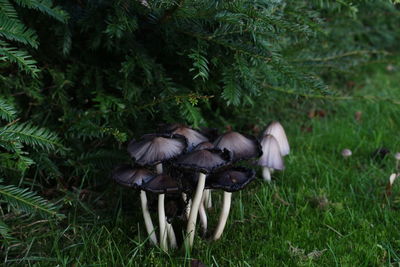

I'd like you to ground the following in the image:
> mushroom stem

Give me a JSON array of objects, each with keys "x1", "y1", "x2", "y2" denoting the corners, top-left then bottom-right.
[
  {"x1": 204, "y1": 189, "x2": 212, "y2": 209},
  {"x1": 140, "y1": 190, "x2": 158, "y2": 245},
  {"x1": 158, "y1": 194, "x2": 168, "y2": 251},
  {"x1": 166, "y1": 221, "x2": 177, "y2": 249},
  {"x1": 156, "y1": 163, "x2": 168, "y2": 251},
  {"x1": 199, "y1": 193, "x2": 207, "y2": 235},
  {"x1": 212, "y1": 191, "x2": 232, "y2": 241},
  {"x1": 262, "y1": 166, "x2": 271, "y2": 182},
  {"x1": 186, "y1": 172, "x2": 206, "y2": 248}
]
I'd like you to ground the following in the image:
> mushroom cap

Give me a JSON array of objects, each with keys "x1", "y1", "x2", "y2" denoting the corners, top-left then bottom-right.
[
  {"x1": 263, "y1": 121, "x2": 290, "y2": 156},
  {"x1": 207, "y1": 167, "x2": 256, "y2": 192},
  {"x1": 395, "y1": 152, "x2": 400, "y2": 160},
  {"x1": 213, "y1": 131, "x2": 262, "y2": 162},
  {"x1": 174, "y1": 148, "x2": 232, "y2": 174},
  {"x1": 258, "y1": 134, "x2": 284, "y2": 170},
  {"x1": 127, "y1": 133, "x2": 187, "y2": 166},
  {"x1": 193, "y1": 141, "x2": 214, "y2": 151},
  {"x1": 341, "y1": 149, "x2": 352, "y2": 157},
  {"x1": 111, "y1": 164, "x2": 154, "y2": 188},
  {"x1": 141, "y1": 174, "x2": 180, "y2": 194},
  {"x1": 164, "y1": 124, "x2": 208, "y2": 151}
]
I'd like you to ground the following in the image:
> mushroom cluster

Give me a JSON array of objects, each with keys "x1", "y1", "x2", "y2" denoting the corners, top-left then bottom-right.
[{"x1": 111, "y1": 122, "x2": 289, "y2": 251}]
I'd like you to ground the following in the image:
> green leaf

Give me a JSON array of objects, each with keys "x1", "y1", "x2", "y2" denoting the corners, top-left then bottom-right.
[
  {"x1": 0, "y1": 40, "x2": 39, "y2": 77},
  {"x1": 0, "y1": 122, "x2": 62, "y2": 151},
  {"x1": 0, "y1": 14, "x2": 38, "y2": 47},
  {"x1": 0, "y1": 97, "x2": 17, "y2": 122},
  {"x1": 13, "y1": 0, "x2": 68, "y2": 23},
  {"x1": 221, "y1": 71, "x2": 241, "y2": 106},
  {"x1": 0, "y1": 183, "x2": 64, "y2": 218}
]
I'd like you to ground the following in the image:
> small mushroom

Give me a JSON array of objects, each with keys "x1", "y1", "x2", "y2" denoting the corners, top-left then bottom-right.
[
  {"x1": 214, "y1": 131, "x2": 262, "y2": 162},
  {"x1": 395, "y1": 152, "x2": 400, "y2": 169},
  {"x1": 164, "y1": 124, "x2": 208, "y2": 151},
  {"x1": 194, "y1": 141, "x2": 214, "y2": 151},
  {"x1": 263, "y1": 121, "x2": 290, "y2": 156},
  {"x1": 141, "y1": 174, "x2": 181, "y2": 249},
  {"x1": 127, "y1": 133, "x2": 187, "y2": 251},
  {"x1": 207, "y1": 167, "x2": 256, "y2": 240},
  {"x1": 174, "y1": 148, "x2": 231, "y2": 248},
  {"x1": 111, "y1": 165, "x2": 157, "y2": 245},
  {"x1": 341, "y1": 149, "x2": 352, "y2": 158},
  {"x1": 258, "y1": 135, "x2": 284, "y2": 182}
]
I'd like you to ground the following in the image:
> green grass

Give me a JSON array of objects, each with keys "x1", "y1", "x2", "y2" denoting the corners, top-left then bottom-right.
[{"x1": 2, "y1": 63, "x2": 400, "y2": 266}]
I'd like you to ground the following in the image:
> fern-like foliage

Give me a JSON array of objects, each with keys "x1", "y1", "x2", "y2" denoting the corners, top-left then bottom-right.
[
  {"x1": 0, "y1": 0, "x2": 68, "y2": 76},
  {"x1": 0, "y1": 99, "x2": 64, "y2": 246},
  {"x1": 0, "y1": 219, "x2": 17, "y2": 245},
  {"x1": 0, "y1": 96, "x2": 17, "y2": 122},
  {"x1": 14, "y1": 0, "x2": 68, "y2": 23},
  {"x1": 0, "y1": 182, "x2": 64, "y2": 218},
  {"x1": 0, "y1": 121, "x2": 62, "y2": 151},
  {"x1": 0, "y1": 40, "x2": 40, "y2": 77}
]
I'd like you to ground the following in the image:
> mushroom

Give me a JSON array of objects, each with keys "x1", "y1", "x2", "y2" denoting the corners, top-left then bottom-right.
[
  {"x1": 194, "y1": 141, "x2": 215, "y2": 211},
  {"x1": 127, "y1": 133, "x2": 187, "y2": 251},
  {"x1": 395, "y1": 152, "x2": 400, "y2": 169},
  {"x1": 341, "y1": 149, "x2": 352, "y2": 158},
  {"x1": 164, "y1": 124, "x2": 208, "y2": 151},
  {"x1": 111, "y1": 164, "x2": 157, "y2": 245},
  {"x1": 174, "y1": 148, "x2": 231, "y2": 248},
  {"x1": 207, "y1": 167, "x2": 256, "y2": 240},
  {"x1": 214, "y1": 131, "x2": 262, "y2": 162},
  {"x1": 141, "y1": 173, "x2": 181, "y2": 249},
  {"x1": 258, "y1": 134, "x2": 284, "y2": 182},
  {"x1": 263, "y1": 121, "x2": 290, "y2": 156}
]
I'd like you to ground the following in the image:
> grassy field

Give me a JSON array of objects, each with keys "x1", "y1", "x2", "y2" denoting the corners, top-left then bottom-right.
[{"x1": 3, "y1": 63, "x2": 400, "y2": 266}]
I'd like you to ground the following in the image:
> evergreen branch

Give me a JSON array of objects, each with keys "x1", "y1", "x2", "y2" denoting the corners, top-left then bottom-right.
[
  {"x1": 137, "y1": 93, "x2": 214, "y2": 110},
  {"x1": 0, "y1": 40, "x2": 40, "y2": 77},
  {"x1": 0, "y1": 122, "x2": 62, "y2": 151},
  {"x1": 263, "y1": 83, "x2": 400, "y2": 105},
  {"x1": 13, "y1": 0, "x2": 68, "y2": 23},
  {"x1": 0, "y1": 97, "x2": 17, "y2": 122},
  {"x1": 0, "y1": 183, "x2": 64, "y2": 218},
  {"x1": 0, "y1": 14, "x2": 38, "y2": 47},
  {"x1": 0, "y1": 0, "x2": 18, "y2": 18},
  {"x1": 180, "y1": 30, "x2": 273, "y2": 62},
  {"x1": 291, "y1": 50, "x2": 388, "y2": 63},
  {"x1": 0, "y1": 219, "x2": 18, "y2": 245}
]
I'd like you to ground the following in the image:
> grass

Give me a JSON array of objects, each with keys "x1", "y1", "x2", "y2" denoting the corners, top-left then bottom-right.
[{"x1": 2, "y1": 63, "x2": 400, "y2": 266}]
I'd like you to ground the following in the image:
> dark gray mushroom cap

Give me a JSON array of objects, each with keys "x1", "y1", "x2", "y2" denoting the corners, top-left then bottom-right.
[
  {"x1": 207, "y1": 167, "x2": 256, "y2": 192},
  {"x1": 213, "y1": 131, "x2": 262, "y2": 162},
  {"x1": 127, "y1": 133, "x2": 187, "y2": 166},
  {"x1": 165, "y1": 124, "x2": 208, "y2": 151},
  {"x1": 193, "y1": 141, "x2": 214, "y2": 151},
  {"x1": 141, "y1": 174, "x2": 180, "y2": 194},
  {"x1": 111, "y1": 164, "x2": 154, "y2": 188},
  {"x1": 174, "y1": 148, "x2": 232, "y2": 174},
  {"x1": 258, "y1": 134, "x2": 284, "y2": 170}
]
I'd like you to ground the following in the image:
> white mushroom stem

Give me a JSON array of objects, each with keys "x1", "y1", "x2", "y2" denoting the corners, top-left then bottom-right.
[
  {"x1": 213, "y1": 191, "x2": 232, "y2": 241},
  {"x1": 199, "y1": 193, "x2": 207, "y2": 234},
  {"x1": 166, "y1": 221, "x2": 177, "y2": 249},
  {"x1": 204, "y1": 189, "x2": 212, "y2": 209},
  {"x1": 156, "y1": 163, "x2": 168, "y2": 252},
  {"x1": 140, "y1": 190, "x2": 158, "y2": 245},
  {"x1": 262, "y1": 166, "x2": 271, "y2": 182},
  {"x1": 158, "y1": 194, "x2": 168, "y2": 251},
  {"x1": 186, "y1": 172, "x2": 206, "y2": 248}
]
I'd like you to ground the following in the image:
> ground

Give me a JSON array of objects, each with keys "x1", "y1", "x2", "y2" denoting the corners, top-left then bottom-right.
[{"x1": 3, "y1": 63, "x2": 400, "y2": 266}]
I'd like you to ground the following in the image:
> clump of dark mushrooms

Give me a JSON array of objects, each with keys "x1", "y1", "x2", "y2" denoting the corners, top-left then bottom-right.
[{"x1": 111, "y1": 122, "x2": 290, "y2": 251}]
